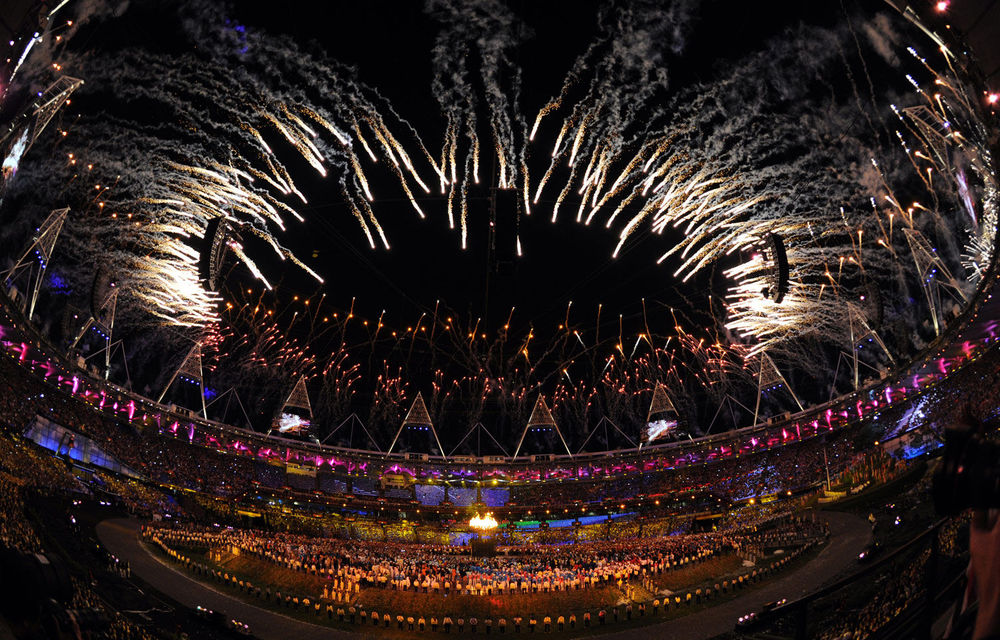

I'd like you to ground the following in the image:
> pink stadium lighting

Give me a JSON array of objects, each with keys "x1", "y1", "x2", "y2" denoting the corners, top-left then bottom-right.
[
  {"x1": 935, "y1": 0, "x2": 948, "y2": 11},
  {"x1": 989, "y1": 93, "x2": 999, "y2": 105}
]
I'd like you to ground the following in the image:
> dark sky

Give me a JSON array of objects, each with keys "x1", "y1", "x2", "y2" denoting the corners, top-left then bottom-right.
[
  {"x1": 3, "y1": 0, "x2": 931, "y2": 443},
  {"x1": 202, "y1": 0, "x2": 851, "y2": 339}
]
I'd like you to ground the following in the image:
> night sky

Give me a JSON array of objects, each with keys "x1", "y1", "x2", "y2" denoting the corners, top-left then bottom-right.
[{"x1": 2, "y1": 0, "x2": 982, "y2": 451}]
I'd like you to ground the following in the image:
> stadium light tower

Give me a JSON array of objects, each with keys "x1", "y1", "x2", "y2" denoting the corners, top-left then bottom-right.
[
  {"x1": 386, "y1": 392, "x2": 447, "y2": 459},
  {"x1": 513, "y1": 395, "x2": 572, "y2": 459},
  {"x1": 1, "y1": 76, "x2": 83, "y2": 183},
  {"x1": 158, "y1": 342, "x2": 208, "y2": 419},
  {"x1": 902, "y1": 228, "x2": 969, "y2": 337},
  {"x1": 753, "y1": 353, "x2": 803, "y2": 426},
  {"x1": 2, "y1": 206, "x2": 68, "y2": 320},
  {"x1": 68, "y1": 267, "x2": 119, "y2": 379}
]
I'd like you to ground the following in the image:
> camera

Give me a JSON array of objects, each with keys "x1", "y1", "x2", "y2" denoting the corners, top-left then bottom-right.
[{"x1": 932, "y1": 416, "x2": 1000, "y2": 515}]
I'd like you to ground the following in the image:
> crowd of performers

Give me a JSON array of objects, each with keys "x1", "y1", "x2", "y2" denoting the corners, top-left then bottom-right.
[{"x1": 144, "y1": 513, "x2": 827, "y2": 600}]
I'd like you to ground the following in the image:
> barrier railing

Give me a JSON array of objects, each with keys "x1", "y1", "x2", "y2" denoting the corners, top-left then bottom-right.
[{"x1": 737, "y1": 517, "x2": 968, "y2": 640}]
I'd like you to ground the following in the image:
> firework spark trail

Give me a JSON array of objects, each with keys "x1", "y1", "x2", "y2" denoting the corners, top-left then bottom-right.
[
  {"x1": 206, "y1": 287, "x2": 363, "y2": 407},
  {"x1": 203, "y1": 26, "x2": 445, "y2": 241},
  {"x1": 531, "y1": 1, "x2": 697, "y2": 223},
  {"x1": 240, "y1": 15, "x2": 989, "y2": 432},
  {"x1": 890, "y1": 49, "x2": 998, "y2": 285},
  {"x1": 5, "y1": 9, "x2": 453, "y2": 332},
  {"x1": 427, "y1": 0, "x2": 527, "y2": 249},
  {"x1": 3, "y1": 2, "x2": 995, "y2": 439},
  {"x1": 542, "y1": 13, "x2": 986, "y2": 388},
  {"x1": 561, "y1": 19, "x2": 992, "y2": 366}
]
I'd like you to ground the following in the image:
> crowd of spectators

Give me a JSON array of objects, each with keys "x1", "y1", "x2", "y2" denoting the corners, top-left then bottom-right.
[
  {"x1": 0, "y1": 326, "x2": 877, "y2": 525},
  {"x1": 2, "y1": 342, "x2": 869, "y2": 553},
  {"x1": 827, "y1": 447, "x2": 908, "y2": 495},
  {"x1": 0, "y1": 351, "x2": 257, "y2": 497},
  {"x1": 512, "y1": 435, "x2": 861, "y2": 511},
  {"x1": 94, "y1": 471, "x2": 183, "y2": 518},
  {"x1": 819, "y1": 516, "x2": 968, "y2": 640},
  {"x1": 0, "y1": 427, "x2": 159, "y2": 639},
  {"x1": 0, "y1": 428, "x2": 83, "y2": 552},
  {"x1": 0, "y1": 470, "x2": 43, "y2": 553}
]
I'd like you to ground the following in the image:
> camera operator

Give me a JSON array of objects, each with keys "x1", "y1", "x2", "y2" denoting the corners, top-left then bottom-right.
[
  {"x1": 967, "y1": 508, "x2": 1000, "y2": 640},
  {"x1": 935, "y1": 404, "x2": 1000, "y2": 640}
]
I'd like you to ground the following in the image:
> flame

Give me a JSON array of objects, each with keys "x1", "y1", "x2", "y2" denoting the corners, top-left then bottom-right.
[{"x1": 469, "y1": 512, "x2": 498, "y2": 531}]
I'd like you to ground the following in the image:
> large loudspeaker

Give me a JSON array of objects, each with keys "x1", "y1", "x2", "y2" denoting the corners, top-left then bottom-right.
[
  {"x1": 90, "y1": 265, "x2": 113, "y2": 321},
  {"x1": 863, "y1": 281, "x2": 884, "y2": 329},
  {"x1": 767, "y1": 233, "x2": 789, "y2": 304},
  {"x1": 199, "y1": 217, "x2": 240, "y2": 291}
]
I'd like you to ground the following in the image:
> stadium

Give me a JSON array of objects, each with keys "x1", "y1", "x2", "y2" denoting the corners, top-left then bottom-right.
[{"x1": 0, "y1": 0, "x2": 998, "y2": 639}]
